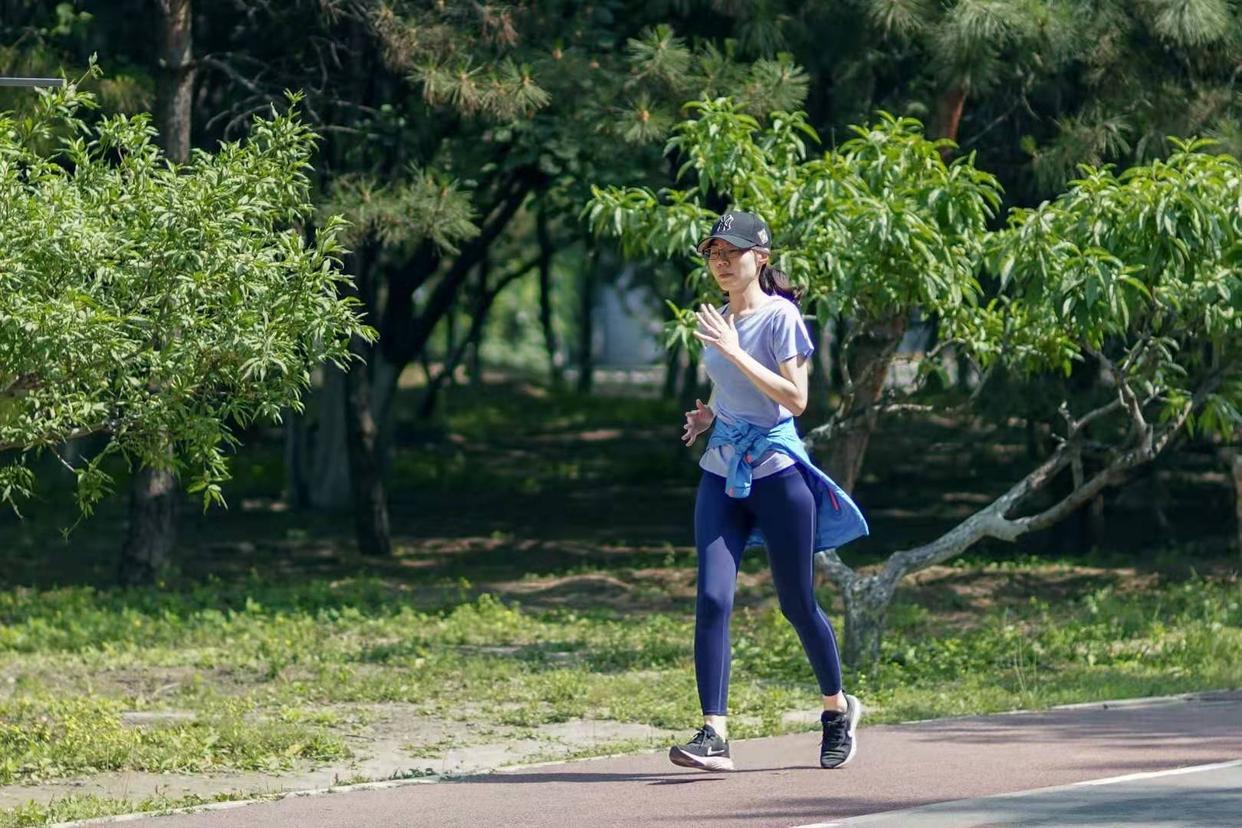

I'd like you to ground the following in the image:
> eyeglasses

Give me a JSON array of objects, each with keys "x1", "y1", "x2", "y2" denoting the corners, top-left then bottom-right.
[{"x1": 702, "y1": 247, "x2": 747, "y2": 263}]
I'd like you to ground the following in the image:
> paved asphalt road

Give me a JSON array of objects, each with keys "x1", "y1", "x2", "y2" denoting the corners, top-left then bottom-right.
[
  {"x1": 125, "y1": 692, "x2": 1242, "y2": 828},
  {"x1": 812, "y1": 760, "x2": 1242, "y2": 826}
]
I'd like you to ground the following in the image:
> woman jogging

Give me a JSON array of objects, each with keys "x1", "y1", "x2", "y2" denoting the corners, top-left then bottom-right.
[{"x1": 668, "y1": 211, "x2": 870, "y2": 772}]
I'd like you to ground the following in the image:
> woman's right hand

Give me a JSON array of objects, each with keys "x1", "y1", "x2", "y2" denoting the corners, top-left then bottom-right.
[{"x1": 681, "y1": 399, "x2": 715, "y2": 447}]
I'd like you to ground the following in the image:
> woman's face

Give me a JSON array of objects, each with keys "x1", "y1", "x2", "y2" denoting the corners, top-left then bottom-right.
[{"x1": 704, "y1": 240, "x2": 767, "y2": 293}]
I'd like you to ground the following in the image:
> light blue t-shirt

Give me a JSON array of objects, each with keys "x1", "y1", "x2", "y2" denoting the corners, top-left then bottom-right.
[{"x1": 699, "y1": 296, "x2": 815, "y2": 480}]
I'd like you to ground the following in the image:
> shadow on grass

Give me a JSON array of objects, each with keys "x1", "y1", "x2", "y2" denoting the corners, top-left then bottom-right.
[{"x1": 0, "y1": 378, "x2": 1236, "y2": 601}]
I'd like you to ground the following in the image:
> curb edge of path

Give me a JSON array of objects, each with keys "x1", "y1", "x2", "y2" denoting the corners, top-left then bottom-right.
[{"x1": 48, "y1": 687, "x2": 1242, "y2": 827}]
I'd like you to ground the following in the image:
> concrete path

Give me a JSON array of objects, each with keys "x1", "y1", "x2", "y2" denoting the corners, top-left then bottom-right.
[
  {"x1": 811, "y1": 760, "x2": 1242, "y2": 826},
  {"x1": 114, "y1": 691, "x2": 1242, "y2": 828}
]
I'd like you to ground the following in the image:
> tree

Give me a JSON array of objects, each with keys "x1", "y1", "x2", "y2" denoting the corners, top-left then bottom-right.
[
  {"x1": 0, "y1": 79, "x2": 371, "y2": 557},
  {"x1": 179, "y1": 1, "x2": 811, "y2": 557},
  {"x1": 614, "y1": 1, "x2": 1242, "y2": 210},
  {"x1": 590, "y1": 99, "x2": 1242, "y2": 665},
  {"x1": 571, "y1": 0, "x2": 1240, "y2": 551},
  {"x1": 590, "y1": 99, "x2": 1001, "y2": 493},
  {"x1": 0, "y1": 1, "x2": 150, "y2": 116},
  {"x1": 121, "y1": 0, "x2": 197, "y2": 584},
  {"x1": 815, "y1": 136, "x2": 1242, "y2": 664}
]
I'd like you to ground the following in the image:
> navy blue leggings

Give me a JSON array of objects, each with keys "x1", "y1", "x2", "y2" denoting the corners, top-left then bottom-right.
[{"x1": 694, "y1": 467, "x2": 843, "y2": 715}]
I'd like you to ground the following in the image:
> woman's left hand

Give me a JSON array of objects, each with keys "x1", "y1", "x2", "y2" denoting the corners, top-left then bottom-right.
[{"x1": 693, "y1": 304, "x2": 741, "y2": 360}]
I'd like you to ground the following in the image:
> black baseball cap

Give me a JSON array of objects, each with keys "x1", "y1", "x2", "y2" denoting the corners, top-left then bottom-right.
[{"x1": 697, "y1": 211, "x2": 771, "y2": 254}]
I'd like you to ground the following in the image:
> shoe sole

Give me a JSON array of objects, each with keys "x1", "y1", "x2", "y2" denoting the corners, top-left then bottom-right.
[
  {"x1": 821, "y1": 694, "x2": 863, "y2": 769},
  {"x1": 668, "y1": 746, "x2": 735, "y2": 772}
]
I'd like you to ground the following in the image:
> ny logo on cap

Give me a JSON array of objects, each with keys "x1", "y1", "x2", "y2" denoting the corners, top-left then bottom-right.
[{"x1": 715, "y1": 214, "x2": 734, "y2": 234}]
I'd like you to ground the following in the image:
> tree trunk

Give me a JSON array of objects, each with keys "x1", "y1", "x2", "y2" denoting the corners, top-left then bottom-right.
[
  {"x1": 418, "y1": 362, "x2": 448, "y2": 420},
  {"x1": 119, "y1": 453, "x2": 177, "y2": 586},
  {"x1": 1149, "y1": 463, "x2": 1172, "y2": 535},
  {"x1": 536, "y1": 206, "x2": 562, "y2": 388},
  {"x1": 824, "y1": 314, "x2": 907, "y2": 493},
  {"x1": 839, "y1": 573, "x2": 897, "y2": 668},
  {"x1": 468, "y1": 259, "x2": 488, "y2": 387},
  {"x1": 307, "y1": 365, "x2": 352, "y2": 509},
  {"x1": 371, "y1": 354, "x2": 402, "y2": 477},
  {"x1": 283, "y1": 406, "x2": 309, "y2": 509},
  {"x1": 468, "y1": 337, "x2": 484, "y2": 387},
  {"x1": 339, "y1": 243, "x2": 391, "y2": 556},
  {"x1": 1233, "y1": 452, "x2": 1242, "y2": 559},
  {"x1": 302, "y1": 356, "x2": 401, "y2": 510},
  {"x1": 121, "y1": 0, "x2": 194, "y2": 584},
  {"x1": 808, "y1": 316, "x2": 832, "y2": 409},
  {"x1": 155, "y1": 0, "x2": 194, "y2": 165},
  {"x1": 955, "y1": 349, "x2": 973, "y2": 390},
  {"x1": 1087, "y1": 473, "x2": 1107, "y2": 548},
  {"x1": 933, "y1": 86, "x2": 966, "y2": 160},
  {"x1": 344, "y1": 336, "x2": 391, "y2": 557},
  {"x1": 577, "y1": 250, "x2": 598, "y2": 394},
  {"x1": 1220, "y1": 448, "x2": 1242, "y2": 558},
  {"x1": 1069, "y1": 425, "x2": 1107, "y2": 549},
  {"x1": 829, "y1": 315, "x2": 846, "y2": 390},
  {"x1": 443, "y1": 306, "x2": 457, "y2": 385},
  {"x1": 662, "y1": 343, "x2": 682, "y2": 401},
  {"x1": 679, "y1": 351, "x2": 701, "y2": 412}
]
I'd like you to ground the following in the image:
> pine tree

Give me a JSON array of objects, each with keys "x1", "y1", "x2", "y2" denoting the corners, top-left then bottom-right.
[{"x1": 170, "y1": 1, "x2": 813, "y2": 555}]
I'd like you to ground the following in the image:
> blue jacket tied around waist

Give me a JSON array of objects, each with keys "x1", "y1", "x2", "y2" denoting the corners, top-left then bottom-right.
[{"x1": 706, "y1": 417, "x2": 869, "y2": 551}]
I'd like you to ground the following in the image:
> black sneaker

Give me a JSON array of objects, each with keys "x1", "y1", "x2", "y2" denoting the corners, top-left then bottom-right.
[
  {"x1": 668, "y1": 724, "x2": 734, "y2": 771},
  {"x1": 820, "y1": 694, "x2": 861, "y2": 768}
]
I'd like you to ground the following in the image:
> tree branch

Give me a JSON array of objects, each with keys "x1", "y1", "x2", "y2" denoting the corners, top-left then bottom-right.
[
  {"x1": 814, "y1": 548, "x2": 857, "y2": 589},
  {"x1": 200, "y1": 54, "x2": 269, "y2": 99},
  {"x1": 1090, "y1": 346, "x2": 1152, "y2": 450},
  {"x1": 383, "y1": 168, "x2": 540, "y2": 366},
  {"x1": 426, "y1": 253, "x2": 541, "y2": 389},
  {"x1": 869, "y1": 373, "x2": 1220, "y2": 586},
  {"x1": 877, "y1": 433, "x2": 1076, "y2": 584},
  {"x1": 0, "y1": 425, "x2": 109, "y2": 454},
  {"x1": 1016, "y1": 400, "x2": 1190, "y2": 534}
]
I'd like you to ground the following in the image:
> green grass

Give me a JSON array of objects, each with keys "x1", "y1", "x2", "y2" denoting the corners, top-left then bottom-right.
[
  {"x1": 0, "y1": 790, "x2": 269, "y2": 828},
  {"x1": 2, "y1": 379, "x2": 1240, "y2": 824},
  {"x1": 1, "y1": 566, "x2": 1238, "y2": 796},
  {"x1": 0, "y1": 693, "x2": 347, "y2": 784},
  {"x1": 863, "y1": 573, "x2": 1242, "y2": 718}
]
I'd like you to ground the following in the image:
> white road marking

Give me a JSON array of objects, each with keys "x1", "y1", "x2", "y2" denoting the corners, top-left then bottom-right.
[{"x1": 788, "y1": 758, "x2": 1242, "y2": 828}]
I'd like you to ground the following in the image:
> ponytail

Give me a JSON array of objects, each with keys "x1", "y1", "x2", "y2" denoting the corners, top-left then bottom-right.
[{"x1": 759, "y1": 263, "x2": 802, "y2": 306}]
